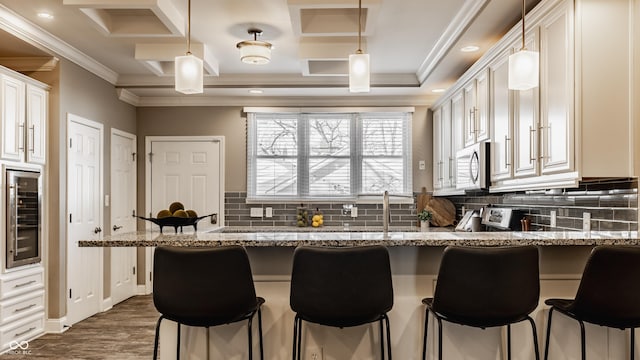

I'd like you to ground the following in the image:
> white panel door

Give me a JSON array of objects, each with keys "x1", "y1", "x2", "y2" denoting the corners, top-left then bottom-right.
[
  {"x1": 110, "y1": 130, "x2": 137, "y2": 305},
  {"x1": 67, "y1": 115, "x2": 102, "y2": 326},
  {"x1": 150, "y1": 140, "x2": 221, "y2": 233}
]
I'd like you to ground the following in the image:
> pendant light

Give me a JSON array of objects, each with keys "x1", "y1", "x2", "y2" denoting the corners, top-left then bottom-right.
[
  {"x1": 175, "y1": 0, "x2": 203, "y2": 94},
  {"x1": 349, "y1": 0, "x2": 370, "y2": 93},
  {"x1": 508, "y1": 0, "x2": 539, "y2": 90},
  {"x1": 237, "y1": 29, "x2": 272, "y2": 65}
]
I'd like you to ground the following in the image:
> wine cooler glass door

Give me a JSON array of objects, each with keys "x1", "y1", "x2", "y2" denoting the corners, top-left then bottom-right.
[{"x1": 6, "y1": 170, "x2": 41, "y2": 269}]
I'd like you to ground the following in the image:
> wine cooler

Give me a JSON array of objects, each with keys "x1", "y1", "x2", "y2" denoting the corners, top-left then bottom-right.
[{"x1": 6, "y1": 169, "x2": 41, "y2": 269}]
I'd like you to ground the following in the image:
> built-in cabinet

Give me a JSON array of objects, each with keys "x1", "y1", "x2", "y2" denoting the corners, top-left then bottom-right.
[
  {"x1": 433, "y1": 0, "x2": 634, "y2": 194},
  {"x1": 0, "y1": 72, "x2": 47, "y2": 165},
  {"x1": 0, "y1": 65, "x2": 47, "y2": 352},
  {"x1": 433, "y1": 92, "x2": 464, "y2": 195}
]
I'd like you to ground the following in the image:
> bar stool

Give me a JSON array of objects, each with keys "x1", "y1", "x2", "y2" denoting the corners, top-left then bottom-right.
[
  {"x1": 544, "y1": 245, "x2": 640, "y2": 360},
  {"x1": 152, "y1": 246, "x2": 265, "y2": 360},
  {"x1": 290, "y1": 245, "x2": 394, "y2": 360},
  {"x1": 422, "y1": 245, "x2": 540, "y2": 360}
]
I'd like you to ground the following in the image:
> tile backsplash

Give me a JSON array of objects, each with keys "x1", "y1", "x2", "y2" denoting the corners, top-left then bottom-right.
[
  {"x1": 224, "y1": 178, "x2": 638, "y2": 231},
  {"x1": 224, "y1": 193, "x2": 416, "y2": 228},
  {"x1": 448, "y1": 178, "x2": 638, "y2": 231}
]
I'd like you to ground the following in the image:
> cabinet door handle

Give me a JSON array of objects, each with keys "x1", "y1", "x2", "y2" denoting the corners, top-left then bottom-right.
[
  {"x1": 529, "y1": 126, "x2": 536, "y2": 163},
  {"x1": 14, "y1": 327, "x2": 36, "y2": 338},
  {"x1": 29, "y1": 125, "x2": 35, "y2": 153},
  {"x1": 18, "y1": 123, "x2": 25, "y2": 151},
  {"x1": 543, "y1": 123, "x2": 552, "y2": 162},
  {"x1": 469, "y1": 109, "x2": 475, "y2": 136},
  {"x1": 113, "y1": 225, "x2": 123, "y2": 231},
  {"x1": 14, "y1": 303, "x2": 36, "y2": 313},
  {"x1": 14, "y1": 280, "x2": 36, "y2": 288},
  {"x1": 448, "y1": 157, "x2": 453, "y2": 180},
  {"x1": 438, "y1": 161, "x2": 444, "y2": 181},
  {"x1": 504, "y1": 136, "x2": 511, "y2": 167}
]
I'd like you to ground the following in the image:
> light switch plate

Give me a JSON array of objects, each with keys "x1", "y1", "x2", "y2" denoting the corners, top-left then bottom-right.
[
  {"x1": 265, "y1": 207, "x2": 273, "y2": 218},
  {"x1": 583, "y1": 212, "x2": 591, "y2": 231},
  {"x1": 250, "y1": 207, "x2": 263, "y2": 218},
  {"x1": 419, "y1": 160, "x2": 426, "y2": 170},
  {"x1": 550, "y1": 210, "x2": 557, "y2": 228},
  {"x1": 351, "y1": 206, "x2": 358, "y2": 218}
]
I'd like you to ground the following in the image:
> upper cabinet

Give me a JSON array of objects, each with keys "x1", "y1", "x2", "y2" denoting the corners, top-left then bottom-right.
[
  {"x1": 433, "y1": 91, "x2": 465, "y2": 196},
  {"x1": 433, "y1": 0, "x2": 635, "y2": 193},
  {"x1": 0, "y1": 68, "x2": 48, "y2": 165},
  {"x1": 463, "y1": 69, "x2": 490, "y2": 147}
]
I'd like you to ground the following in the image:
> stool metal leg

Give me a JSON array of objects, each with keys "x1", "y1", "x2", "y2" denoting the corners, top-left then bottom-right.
[
  {"x1": 544, "y1": 307, "x2": 554, "y2": 360},
  {"x1": 176, "y1": 322, "x2": 181, "y2": 360},
  {"x1": 292, "y1": 316, "x2": 298, "y2": 360},
  {"x1": 248, "y1": 315, "x2": 254, "y2": 360},
  {"x1": 384, "y1": 314, "x2": 392, "y2": 360},
  {"x1": 297, "y1": 318, "x2": 303, "y2": 360},
  {"x1": 422, "y1": 308, "x2": 429, "y2": 360},
  {"x1": 206, "y1": 327, "x2": 210, "y2": 360},
  {"x1": 631, "y1": 327, "x2": 635, "y2": 360},
  {"x1": 436, "y1": 315, "x2": 443, "y2": 360},
  {"x1": 507, "y1": 324, "x2": 512, "y2": 360},
  {"x1": 578, "y1": 319, "x2": 586, "y2": 360},
  {"x1": 379, "y1": 318, "x2": 385, "y2": 360},
  {"x1": 526, "y1": 316, "x2": 541, "y2": 360},
  {"x1": 258, "y1": 307, "x2": 264, "y2": 360},
  {"x1": 153, "y1": 316, "x2": 164, "y2": 360}
]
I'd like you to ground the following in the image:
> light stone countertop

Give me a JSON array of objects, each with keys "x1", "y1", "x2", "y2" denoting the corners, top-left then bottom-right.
[{"x1": 79, "y1": 227, "x2": 640, "y2": 247}]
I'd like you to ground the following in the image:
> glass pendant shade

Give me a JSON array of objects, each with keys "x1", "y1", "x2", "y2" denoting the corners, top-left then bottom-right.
[
  {"x1": 508, "y1": 49, "x2": 539, "y2": 90},
  {"x1": 175, "y1": 54, "x2": 203, "y2": 94},
  {"x1": 237, "y1": 41, "x2": 272, "y2": 64},
  {"x1": 349, "y1": 53, "x2": 370, "y2": 93}
]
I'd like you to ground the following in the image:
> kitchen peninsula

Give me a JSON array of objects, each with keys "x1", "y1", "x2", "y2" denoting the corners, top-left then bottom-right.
[{"x1": 80, "y1": 229, "x2": 639, "y2": 360}]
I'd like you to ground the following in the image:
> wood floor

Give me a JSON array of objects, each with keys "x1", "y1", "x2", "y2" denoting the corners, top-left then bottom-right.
[{"x1": 3, "y1": 295, "x2": 159, "y2": 360}]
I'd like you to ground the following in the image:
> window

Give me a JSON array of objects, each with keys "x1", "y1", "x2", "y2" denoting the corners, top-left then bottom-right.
[{"x1": 247, "y1": 109, "x2": 412, "y2": 201}]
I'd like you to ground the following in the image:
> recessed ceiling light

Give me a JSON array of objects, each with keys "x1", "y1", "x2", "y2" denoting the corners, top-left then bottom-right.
[
  {"x1": 248, "y1": 89, "x2": 263, "y2": 94},
  {"x1": 432, "y1": 88, "x2": 446, "y2": 93},
  {"x1": 37, "y1": 12, "x2": 54, "y2": 20},
  {"x1": 460, "y1": 45, "x2": 480, "y2": 53}
]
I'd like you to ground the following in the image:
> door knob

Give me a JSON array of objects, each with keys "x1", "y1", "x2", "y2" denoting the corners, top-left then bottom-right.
[
  {"x1": 113, "y1": 225, "x2": 123, "y2": 231},
  {"x1": 94, "y1": 227, "x2": 102, "y2": 234}
]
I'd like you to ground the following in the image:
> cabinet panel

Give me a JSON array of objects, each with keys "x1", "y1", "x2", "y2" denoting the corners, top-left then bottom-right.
[
  {"x1": 475, "y1": 69, "x2": 490, "y2": 142},
  {"x1": 540, "y1": 3, "x2": 573, "y2": 174},
  {"x1": 432, "y1": 107, "x2": 443, "y2": 190},
  {"x1": 450, "y1": 91, "x2": 464, "y2": 187},
  {"x1": 441, "y1": 101, "x2": 453, "y2": 187},
  {"x1": 463, "y1": 80, "x2": 477, "y2": 147},
  {"x1": 25, "y1": 85, "x2": 47, "y2": 165},
  {"x1": 1, "y1": 75, "x2": 25, "y2": 162},
  {"x1": 490, "y1": 52, "x2": 512, "y2": 181}
]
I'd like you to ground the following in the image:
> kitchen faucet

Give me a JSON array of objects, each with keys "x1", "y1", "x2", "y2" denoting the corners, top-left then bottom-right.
[{"x1": 382, "y1": 190, "x2": 414, "y2": 232}]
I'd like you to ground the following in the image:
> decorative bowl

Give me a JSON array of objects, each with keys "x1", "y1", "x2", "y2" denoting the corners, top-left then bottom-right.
[{"x1": 134, "y1": 213, "x2": 216, "y2": 233}]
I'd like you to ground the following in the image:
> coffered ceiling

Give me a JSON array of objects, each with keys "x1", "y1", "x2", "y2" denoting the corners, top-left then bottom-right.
[{"x1": 0, "y1": 0, "x2": 540, "y2": 106}]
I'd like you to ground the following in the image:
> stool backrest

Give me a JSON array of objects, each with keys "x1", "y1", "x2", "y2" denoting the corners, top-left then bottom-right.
[
  {"x1": 290, "y1": 246, "x2": 393, "y2": 328},
  {"x1": 571, "y1": 245, "x2": 640, "y2": 328},
  {"x1": 432, "y1": 245, "x2": 540, "y2": 327},
  {"x1": 153, "y1": 246, "x2": 258, "y2": 327}
]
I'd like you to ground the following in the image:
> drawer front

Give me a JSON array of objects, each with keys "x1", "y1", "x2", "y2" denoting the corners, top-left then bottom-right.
[
  {"x1": 0, "y1": 314, "x2": 44, "y2": 353},
  {"x1": 0, "y1": 270, "x2": 44, "y2": 299},
  {"x1": 0, "y1": 291, "x2": 45, "y2": 325}
]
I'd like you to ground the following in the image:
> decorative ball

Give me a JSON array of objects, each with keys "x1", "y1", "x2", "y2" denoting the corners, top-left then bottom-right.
[
  {"x1": 186, "y1": 209, "x2": 198, "y2": 218},
  {"x1": 169, "y1": 202, "x2": 185, "y2": 214},
  {"x1": 173, "y1": 209, "x2": 188, "y2": 218},
  {"x1": 157, "y1": 209, "x2": 172, "y2": 218}
]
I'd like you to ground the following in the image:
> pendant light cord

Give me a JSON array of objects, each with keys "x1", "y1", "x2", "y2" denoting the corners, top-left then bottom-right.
[
  {"x1": 186, "y1": 0, "x2": 192, "y2": 55},
  {"x1": 521, "y1": 0, "x2": 526, "y2": 50},
  {"x1": 357, "y1": 0, "x2": 363, "y2": 54}
]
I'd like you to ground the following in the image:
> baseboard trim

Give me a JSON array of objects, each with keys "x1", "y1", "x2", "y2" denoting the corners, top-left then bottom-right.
[
  {"x1": 45, "y1": 317, "x2": 69, "y2": 333},
  {"x1": 137, "y1": 284, "x2": 150, "y2": 295}
]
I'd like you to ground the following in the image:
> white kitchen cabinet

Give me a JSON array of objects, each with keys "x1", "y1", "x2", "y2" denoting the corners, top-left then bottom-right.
[
  {"x1": 463, "y1": 69, "x2": 490, "y2": 147},
  {"x1": 432, "y1": 107, "x2": 444, "y2": 190},
  {"x1": 0, "y1": 67, "x2": 48, "y2": 165},
  {"x1": 539, "y1": 1, "x2": 573, "y2": 175},
  {"x1": 0, "y1": 266, "x2": 45, "y2": 353},
  {"x1": 0, "y1": 75, "x2": 25, "y2": 162},
  {"x1": 489, "y1": 50, "x2": 513, "y2": 181},
  {"x1": 25, "y1": 85, "x2": 47, "y2": 165},
  {"x1": 450, "y1": 91, "x2": 464, "y2": 188},
  {"x1": 433, "y1": 93, "x2": 464, "y2": 196}
]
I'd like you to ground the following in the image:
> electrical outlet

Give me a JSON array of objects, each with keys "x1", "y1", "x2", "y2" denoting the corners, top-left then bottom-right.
[
  {"x1": 265, "y1": 207, "x2": 273, "y2": 218},
  {"x1": 583, "y1": 212, "x2": 591, "y2": 231},
  {"x1": 419, "y1": 160, "x2": 426, "y2": 170},
  {"x1": 307, "y1": 347, "x2": 323, "y2": 360},
  {"x1": 351, "y1": 206, "x2": 358, "y2": 218},
  {"x1": 550, "y1": 210, "x2": 557, "y2": 228},
  {"x1": 250, "y1": 207, "x2": 263, "y2": 218}
]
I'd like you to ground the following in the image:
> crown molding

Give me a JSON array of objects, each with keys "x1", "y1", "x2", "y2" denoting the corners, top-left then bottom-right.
[
  {"x1": 0, "y1": 4, "x2": 119, "y2": 84},
  {"x1": 116, "y1": 89, "x2": 141, "y2": 106},
  {"x1": 133, "y1": 94, "x2": 433, "y2": 107},
  {"x1": 415, "y1": 0, "x2": 490, "y2": 84}
]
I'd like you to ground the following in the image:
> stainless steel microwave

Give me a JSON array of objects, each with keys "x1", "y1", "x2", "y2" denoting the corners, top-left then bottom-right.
[{"x1": 455, "y1": 142, "x2": 490, "y2": 191}]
